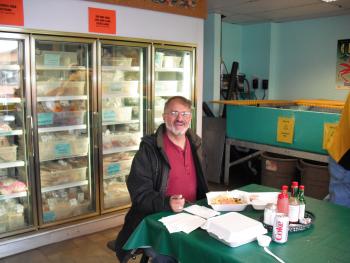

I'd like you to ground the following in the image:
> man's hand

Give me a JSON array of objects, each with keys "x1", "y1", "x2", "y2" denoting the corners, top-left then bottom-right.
[{"x1": 169, "y1": 195, "x2": 185, "y2": 213}]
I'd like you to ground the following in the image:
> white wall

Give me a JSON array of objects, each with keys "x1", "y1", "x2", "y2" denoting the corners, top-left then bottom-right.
[{"x1": 21, "y1": 0, "x2": 204, "y2": 134}]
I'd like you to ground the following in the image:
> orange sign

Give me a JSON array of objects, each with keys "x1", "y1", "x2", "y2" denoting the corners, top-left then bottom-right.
[
  {"x1": 89, "y1": 7, "x2": 116, "y2": 35},
  {"x1": 0, "y1": 0, "x2": 24, "y2": 26}
]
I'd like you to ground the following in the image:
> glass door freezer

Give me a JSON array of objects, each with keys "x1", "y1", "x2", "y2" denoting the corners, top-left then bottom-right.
[
  {"x1": 152, "y1": 45, "x2": 195, "y2": 131},
  {"x1": 98, "y1": 40, "x2": 149, "y2": 212},
  {"x1": 0, "y1": 33, "x2": 36, "y2": 238},
  {"x1": 31, "y1": 36, "x2": 98, "y2": 226}
]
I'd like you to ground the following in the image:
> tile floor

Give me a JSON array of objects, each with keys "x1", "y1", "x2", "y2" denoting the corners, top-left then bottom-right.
[{"x1": 0, "y1": 227, "x2": 124, "y2": 263}]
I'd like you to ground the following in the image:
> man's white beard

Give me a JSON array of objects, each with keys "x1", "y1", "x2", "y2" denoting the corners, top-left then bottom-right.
[{"x1": 165, "y1": 122, "x2": 188, "y2": 136}]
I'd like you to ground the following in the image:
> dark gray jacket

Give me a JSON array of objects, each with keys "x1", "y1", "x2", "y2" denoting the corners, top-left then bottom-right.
[{"x1": 115, "y1": 124, "x2": 208, "y2": 260}]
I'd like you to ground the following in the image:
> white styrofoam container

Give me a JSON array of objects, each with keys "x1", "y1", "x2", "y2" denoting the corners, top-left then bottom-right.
[
  {"x1": 202, "y1": 212, "x2": 267, "y2": 247},
  {"x1": 248, "y1": 192, "x2": 279, "y2": 210},
  {"x1": 206, "y1": 190, "x2": 249, "y2": 212}
]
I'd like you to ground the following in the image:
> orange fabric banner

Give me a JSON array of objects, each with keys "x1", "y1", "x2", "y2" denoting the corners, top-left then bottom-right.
[
  {"x1": 88, "y1": 7, "x2": 116, "y2": 34},
  {"x1": 0, "y1": 0, "x2": 24, "y2": 26}
]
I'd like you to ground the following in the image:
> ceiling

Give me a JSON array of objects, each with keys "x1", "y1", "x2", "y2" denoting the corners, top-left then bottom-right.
[{"x1": 207, "y1": 0, "x2": 350, "y2": 24}]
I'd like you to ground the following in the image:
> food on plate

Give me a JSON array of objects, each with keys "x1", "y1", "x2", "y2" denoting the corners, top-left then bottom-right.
[{"x1": 210, "y1": 195, "x2": 243, "y2": 205}]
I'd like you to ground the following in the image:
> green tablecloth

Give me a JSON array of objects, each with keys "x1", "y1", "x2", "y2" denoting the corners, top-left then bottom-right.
[{"x1": 124, "y1": 184, "x2": 350, "y2": 263}]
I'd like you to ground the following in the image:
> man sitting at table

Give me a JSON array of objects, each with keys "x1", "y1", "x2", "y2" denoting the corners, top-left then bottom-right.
[{"x1": 114, "y1": 96, "x2": 209, "y2": 263}]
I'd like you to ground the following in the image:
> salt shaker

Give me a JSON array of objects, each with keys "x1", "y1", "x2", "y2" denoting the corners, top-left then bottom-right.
[{"x1": 264, "y1": 203, "x2": 277, "y2": 226}]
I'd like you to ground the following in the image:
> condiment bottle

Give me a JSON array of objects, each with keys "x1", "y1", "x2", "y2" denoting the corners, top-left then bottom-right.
[
  {"x1": 288, "y1": 181, "x2": 300, "y2": 223},
  {"x1": 277, "y1": 191, "x2": 289, "y2": 215},
  {"x1": 281, "y1": 185, "x2": 288, "y2": 196},
  {"x1": 298, "y1": 185, "x2": 306, "y2": 222},
  {"x1": 264, "y1": 203, "x2": 277, "y2": 226}
]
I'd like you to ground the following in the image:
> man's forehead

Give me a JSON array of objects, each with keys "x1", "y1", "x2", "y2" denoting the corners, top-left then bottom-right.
[{"x1": 167, "y1": 100, "x2": 190, "y2": 109}]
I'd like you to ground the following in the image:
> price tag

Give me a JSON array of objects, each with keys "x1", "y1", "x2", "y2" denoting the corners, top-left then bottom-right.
[
  {"x1": 43, "y1": 211, "x2": 56, "y2": 222},
  {"x1": 107, "y1": 163, "x2": 121, "y2": 176},
  {"x1": 102, "y1": 110, "x2": 116, "y2": 122},
  {"x1": 44, "y1": 53, "x2": 60, "y2": 66},
  {"x1": 109, "y1": 83, "x2": 122, "y2": 92},
  {"x1": 277, "y1": 116, "x2": 295, "y2": 144},
  {"x1": 38, "y1": 112, "x2": 54, "y2": 126},
  {"x1": 54, "y1": 143, "x2": 72, "y2": 157},
  {"x1": 323, "y1": 123, "x2": 338, "y2": 149}
]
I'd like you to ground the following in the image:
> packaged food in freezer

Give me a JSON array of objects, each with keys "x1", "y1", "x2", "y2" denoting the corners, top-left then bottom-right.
[
  {"x1": 155, "y1": 81, "x2": 182, "y2": 94},
  {"x1": 39, "y1": 134, "x2": 88, "y2": 161},
  {"x1": 103, "y1": 159, "x2": 132, "y2": 178},
  {"x1": 0, "y1": 44, "x2": 18, "y2": 64},
  {"x1": 102, "y1": 107, "x2": 133, "y2": 122},
  {"x1": 0, "y1": 114, "x2": 16, "y2": 132},
  {"x1": 0, "y1": 145, "x2": 17, "y2": 162},
  {"x1": 40, "y1": 165, "x2": 87, "y2": 187},
  {"x1": 37, "y1": 80, "x2": 85, "y2": 96},
  {"x1": 36, "y1": 51, "x2": 78, "y2": 66},
  {"x1": 103, "y1": 132, "x2": 140, "y2": 149},
  {"x1": 0, "y1": 177, "x2": 27, "y2": 195},
  {"x1": 162, "y1": 56, "x2": 182, "y2": 68},
  {"x1": 104, "y1": 57, "x2": 132, "y2": 67},
  {"x1": 104, "y1": 180, "x2": 130, "y2": 208},
  {"x1": 38, "y1": 111, "x2": 85, "y2": 127},
  {"x1": 102, "y1": 81, "x2": 139, "y2": 96},
  {"x1": 0, "y1": 84, "x2": 19, "y2": 97}
]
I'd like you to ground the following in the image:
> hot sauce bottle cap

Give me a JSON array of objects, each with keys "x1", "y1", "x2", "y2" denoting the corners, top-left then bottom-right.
[{"x1": 278, "y1": 193, "x2": 288, "y2": 199}]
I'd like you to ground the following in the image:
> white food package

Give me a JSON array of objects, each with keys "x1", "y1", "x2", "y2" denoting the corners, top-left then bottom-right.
[
  {"x1": 206, "y1": 190, "x2": 249, "y2": 212},
  {"x1": 248, "y1": 192, "x2": 279, "y2": 210},
  {"x1": 202, "y1": 212, "x2": 267, "y2": 247}
]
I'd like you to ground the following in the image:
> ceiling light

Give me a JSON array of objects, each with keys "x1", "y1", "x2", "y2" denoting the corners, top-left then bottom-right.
[{"x1": 321, "y1": 0, "x2": 337, "y2": 2}]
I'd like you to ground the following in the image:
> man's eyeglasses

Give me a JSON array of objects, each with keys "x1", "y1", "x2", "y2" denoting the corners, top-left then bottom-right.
[{"x1": 164, "y1": 111, "x2": 192, "y2": 118}]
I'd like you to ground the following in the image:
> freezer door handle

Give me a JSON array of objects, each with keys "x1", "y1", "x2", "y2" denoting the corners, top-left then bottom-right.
[
  {"x1": 93, "y1": 112, "x2": 99, "y2": 149},
  {"x1": 26, "y1": 115, "x2": 34, "y2": 157}
]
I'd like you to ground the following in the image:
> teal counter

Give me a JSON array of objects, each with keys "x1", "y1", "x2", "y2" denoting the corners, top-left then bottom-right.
[{"x1": 226, "y1": 105, "x2": 340, "y2": 155}]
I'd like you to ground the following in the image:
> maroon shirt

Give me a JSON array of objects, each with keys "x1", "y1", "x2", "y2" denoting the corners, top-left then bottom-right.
[{"x1": 163, "y1": 133, "x2": 197, "y2": 202}]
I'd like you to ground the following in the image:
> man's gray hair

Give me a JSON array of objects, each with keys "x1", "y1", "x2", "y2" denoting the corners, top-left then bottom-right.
[{"x1": 164, "y1": 96, "x2": 192, "y2": 112}]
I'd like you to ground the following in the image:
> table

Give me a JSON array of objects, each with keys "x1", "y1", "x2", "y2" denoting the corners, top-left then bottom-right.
[
  {"x1": 224, "y1": 138, "x2": 329, "y2": 185},
  {"x1": 124, "y1": 184, "x2": 350, "y2": 263}
]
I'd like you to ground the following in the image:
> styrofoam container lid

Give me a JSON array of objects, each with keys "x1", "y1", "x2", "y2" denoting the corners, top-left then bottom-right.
[{"x1": 202, "y1": 212, "x2": 267, "y2": 247}]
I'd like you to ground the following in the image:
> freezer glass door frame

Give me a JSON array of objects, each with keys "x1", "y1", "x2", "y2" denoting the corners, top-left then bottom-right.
[
  {"x1": 0, "y1": 32, "x2": 37, "y2": 238},
  {"x1": 98, "y1": 39, "x2": 150, "y2": 213},
  {"x1": 151, "y1": 44, "x2": 196, "y2": 134},
  {"x1": 30, "y1": 35, "x2": 98, "y2": 227}
]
